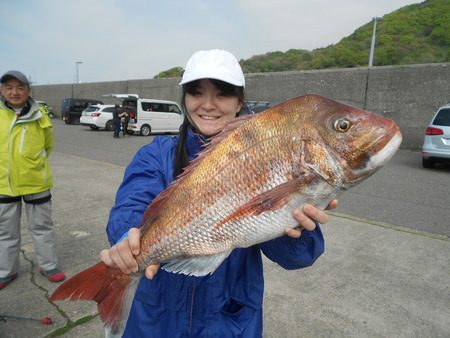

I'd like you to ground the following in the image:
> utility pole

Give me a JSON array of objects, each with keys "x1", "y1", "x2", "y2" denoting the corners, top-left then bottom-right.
[
  {"x1": 369, "y1": 17, "x2": 381, "y2": 67},
  {"x1": 75, "y1": 61, "x2": 83, "y2": 83}
]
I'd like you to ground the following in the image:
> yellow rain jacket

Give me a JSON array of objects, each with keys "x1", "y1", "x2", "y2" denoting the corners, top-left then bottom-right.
[{"x1": 0, "y1": 98, "x2": 53, "y2": 196}]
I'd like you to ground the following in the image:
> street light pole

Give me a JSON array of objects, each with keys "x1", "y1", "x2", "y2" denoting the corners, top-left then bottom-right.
[
  {"x1": 75, "y1": 61, "x2": 83, "y2": 83},
  {"x1": 368, "y1": 17, "x2": 381, "y2": 67}
]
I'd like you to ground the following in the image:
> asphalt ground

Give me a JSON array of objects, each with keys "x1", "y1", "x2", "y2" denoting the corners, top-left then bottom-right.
[{"x1": 1, "y1": 150, "x2": 449, "y2": 337}]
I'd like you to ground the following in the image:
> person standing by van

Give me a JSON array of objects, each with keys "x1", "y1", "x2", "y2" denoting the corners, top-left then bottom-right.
[
  {"x1": 113, "y1": 104, "x2": 122, "y2": 138},
  {"x1": 120, "y1": 103, "x2": 133, "y2": 136},
  {"x1": 120, "y1": 109, "x2": 129, "y2": 137},
  {"x1": 0, "y1": 70, "x2": 65, "y2": 289}
]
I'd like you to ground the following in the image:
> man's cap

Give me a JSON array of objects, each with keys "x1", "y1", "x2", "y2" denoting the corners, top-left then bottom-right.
[
  {"x1": 180, "y1": 49, "x2": 245, "y2": 87},
  {"x1": 0, "y1": 70, "x2": 30, "y2": 86}
]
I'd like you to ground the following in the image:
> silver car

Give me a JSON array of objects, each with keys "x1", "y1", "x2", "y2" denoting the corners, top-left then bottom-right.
[{"x1": 422, "y1": 104, "x2": 450, "y2": 168}]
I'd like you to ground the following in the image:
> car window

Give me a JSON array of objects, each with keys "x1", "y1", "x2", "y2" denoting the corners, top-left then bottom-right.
[
  {"x1": 151, "y1": 103, "x2": 162, "y2": 111},
  {"x1": 103, "y1": 107, "x2": 115, "y2": 113},
  {"x1": 84, "y1": 106, "x2": 100, "y2": 112},
  {"x1": 166, "y1": 104, "x2": 181, "y2": 114},
  {"x1": 433, "y1": 108, "x2": 450, "y2": 126},
  {"x1": 141, "y1": 102, "x2": 167, "y2": 112},
  {"x1": 141, "y1": 102, "x2": 153, "y2": 111},
  {"x1": 123, "y1": 99, "x2": 137, "y2": 109}
]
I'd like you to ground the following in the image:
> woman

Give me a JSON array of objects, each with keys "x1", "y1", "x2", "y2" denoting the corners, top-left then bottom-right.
[{"x1": 101, "y1": 49, "x2": 336, "y2": 337}]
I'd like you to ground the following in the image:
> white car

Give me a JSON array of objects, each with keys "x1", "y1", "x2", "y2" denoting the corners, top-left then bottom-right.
[
  {"x1": 80, "y1": 104, "x2": 116, "y2": 131},
  {"x1": 422, "y1": 103, "x2": 450, "y2": 168}
]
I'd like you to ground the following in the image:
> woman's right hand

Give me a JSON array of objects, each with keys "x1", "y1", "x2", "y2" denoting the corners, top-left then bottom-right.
[{"x1": 100, "y1": 227, "x2": 160, "y2": 280}]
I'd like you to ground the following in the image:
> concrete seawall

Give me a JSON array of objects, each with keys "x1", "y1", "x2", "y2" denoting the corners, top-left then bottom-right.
[{"x1": 32, "y1": 63, "x2": 450, "y2": 149}]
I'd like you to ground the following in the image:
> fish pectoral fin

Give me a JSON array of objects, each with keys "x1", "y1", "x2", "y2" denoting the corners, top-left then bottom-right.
[
  {"x1": 161, "y1": 251, "x2": 232, "y2": 277},
  {"x1": 226, "y1": 175, "x2": 315, "y2": 220}
]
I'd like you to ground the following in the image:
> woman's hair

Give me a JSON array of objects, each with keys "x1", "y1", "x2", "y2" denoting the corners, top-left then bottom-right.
[{"x1": 173, "y1": 79, "x2": 245, "y2": 178}]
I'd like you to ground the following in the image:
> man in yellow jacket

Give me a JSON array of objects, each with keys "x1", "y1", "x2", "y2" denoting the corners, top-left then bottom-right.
[{"x1": 0, "y1": 70, "x2": 65, "y2": 290}]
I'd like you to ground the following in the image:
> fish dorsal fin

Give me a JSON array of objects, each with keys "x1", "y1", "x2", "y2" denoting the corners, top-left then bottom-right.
[
  {"x1": 161, "y1": 251, "x2": 232, "y2": 276},
  {"x1": 139, "y1": 114, "x2": 258, "y2": 231},
  {"x1": 214, "y1": 174, "x2": 316, "y2": 231}
]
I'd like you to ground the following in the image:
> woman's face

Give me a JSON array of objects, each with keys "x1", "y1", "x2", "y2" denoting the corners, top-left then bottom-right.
[{"x1": 184, "y1": 79, "x2": 242, "y2": 137}]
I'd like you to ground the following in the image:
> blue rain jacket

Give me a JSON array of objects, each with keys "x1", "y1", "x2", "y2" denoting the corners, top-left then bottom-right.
[{"x1": 106, "y1": 128, "x2": 325, "y2": 338}]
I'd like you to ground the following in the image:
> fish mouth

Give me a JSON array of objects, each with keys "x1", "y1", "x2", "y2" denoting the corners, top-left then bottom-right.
[
  {"x1": 365, "y1": 130, "x2": 403, "y2": 172},
  {"x1": 345, "y1": 125, "x2": 402, "y2": 185}
]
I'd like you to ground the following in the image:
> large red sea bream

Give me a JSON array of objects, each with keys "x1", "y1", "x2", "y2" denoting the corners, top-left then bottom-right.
[{"x1": 51, "y1": 94, "x2": 402, "y2": 335}]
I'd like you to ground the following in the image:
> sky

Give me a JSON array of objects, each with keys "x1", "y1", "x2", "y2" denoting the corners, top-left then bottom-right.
[{"x1": 0, "y1": 0, "x2": 423, "y2": 85}]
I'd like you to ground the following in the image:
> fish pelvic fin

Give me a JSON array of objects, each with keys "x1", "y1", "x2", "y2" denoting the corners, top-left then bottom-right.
[
  {"x1": 162, "y1": 251, "x2": 232, "y2": 276},
  {"x1": 50, "y1": 262, "x2": 141, "y2": 335}
]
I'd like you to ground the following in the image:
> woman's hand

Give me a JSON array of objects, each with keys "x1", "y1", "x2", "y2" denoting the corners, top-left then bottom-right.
[
  {"x1": 100, "y1": 227, "x2": 160, "y2": 280},
  {"x1": 285, "y1": 199, "x2": 338, "y2": 238}
]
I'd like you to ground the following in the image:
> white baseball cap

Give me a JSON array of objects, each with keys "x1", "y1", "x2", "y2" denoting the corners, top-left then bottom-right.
[{"x1": 180, "y1": 49, "x2": 245, "y2": 87}]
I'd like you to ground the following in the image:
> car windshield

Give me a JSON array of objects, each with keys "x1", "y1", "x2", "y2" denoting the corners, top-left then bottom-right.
[{"x1": 433, "y1": 108, "x2": 450, "y2": 126}]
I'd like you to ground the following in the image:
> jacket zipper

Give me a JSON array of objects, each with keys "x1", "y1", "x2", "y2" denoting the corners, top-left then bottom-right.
[
  {"x1": 6, "y1": 118, "x2": 18, "y2": 193},
  {"x1": 19, "y1": 125, "x2": 26, "y2": 155},
  {"x1": 189, "y1": 279, "x2": 196, "y2": 337}
]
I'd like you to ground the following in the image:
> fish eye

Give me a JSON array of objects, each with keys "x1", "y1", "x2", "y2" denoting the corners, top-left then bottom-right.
[{"x1": 333, "y1": 118, "x2": 352, "y2": 132}]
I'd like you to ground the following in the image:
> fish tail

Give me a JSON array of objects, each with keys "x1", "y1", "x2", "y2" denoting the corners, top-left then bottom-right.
[{"x1": 50, "y1": 262, "x2": 141, "y2": 335}]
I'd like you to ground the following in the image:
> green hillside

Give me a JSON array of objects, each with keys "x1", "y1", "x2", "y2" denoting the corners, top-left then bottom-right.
[{"x1": 155, "y1": 0, "x2": 449, "y2": 78}]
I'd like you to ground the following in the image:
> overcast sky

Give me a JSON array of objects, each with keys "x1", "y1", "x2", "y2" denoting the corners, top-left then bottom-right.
[{"x1": 0, "y1": 0, "x2": 422, "y2": 85}]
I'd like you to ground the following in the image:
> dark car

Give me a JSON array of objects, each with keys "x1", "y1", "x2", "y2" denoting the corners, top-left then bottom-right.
[
  {"x1": 239, "y1": 101, "x2": 271, "y2": 116},
  {"x1": 61, "y1": 98, "x2": 104, "y2": 124}
]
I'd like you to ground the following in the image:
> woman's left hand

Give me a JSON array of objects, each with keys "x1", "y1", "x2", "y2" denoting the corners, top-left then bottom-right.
[{"x1": 285, "y1": 199, "x2": 338, "y2": 238}]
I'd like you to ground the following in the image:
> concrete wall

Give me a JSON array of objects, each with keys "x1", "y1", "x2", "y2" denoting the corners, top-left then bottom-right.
[{"x1": 32, "y1": 63, "x2": 450, "y2": 149}]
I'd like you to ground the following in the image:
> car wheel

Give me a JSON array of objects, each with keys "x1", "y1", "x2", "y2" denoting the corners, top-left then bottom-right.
[
  {"x1": 422, "y1": 158, "x2": 435, "y2": 168},
  {"x1": 65, "y1": 115, "x2": 73, "y2": 124},
  {"x1": 140, "y1": 125, "x2": 151, "y2": 136},
  {"x1": 105, "y1": 120, "x2": 114, "y2": 131}
]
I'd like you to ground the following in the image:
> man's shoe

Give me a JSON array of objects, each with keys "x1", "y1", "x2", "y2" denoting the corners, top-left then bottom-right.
[
  {"x1": 0, "y1": 273, "x2": 18, "y2": 290},
  {"x1": 40, "y1": 268, "x2": 66, "y2": 283}
]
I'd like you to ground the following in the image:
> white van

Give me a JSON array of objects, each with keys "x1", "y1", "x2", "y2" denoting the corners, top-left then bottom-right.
[{"x1": 104, "y1": 94, "x2": 184, "y2": 136}]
